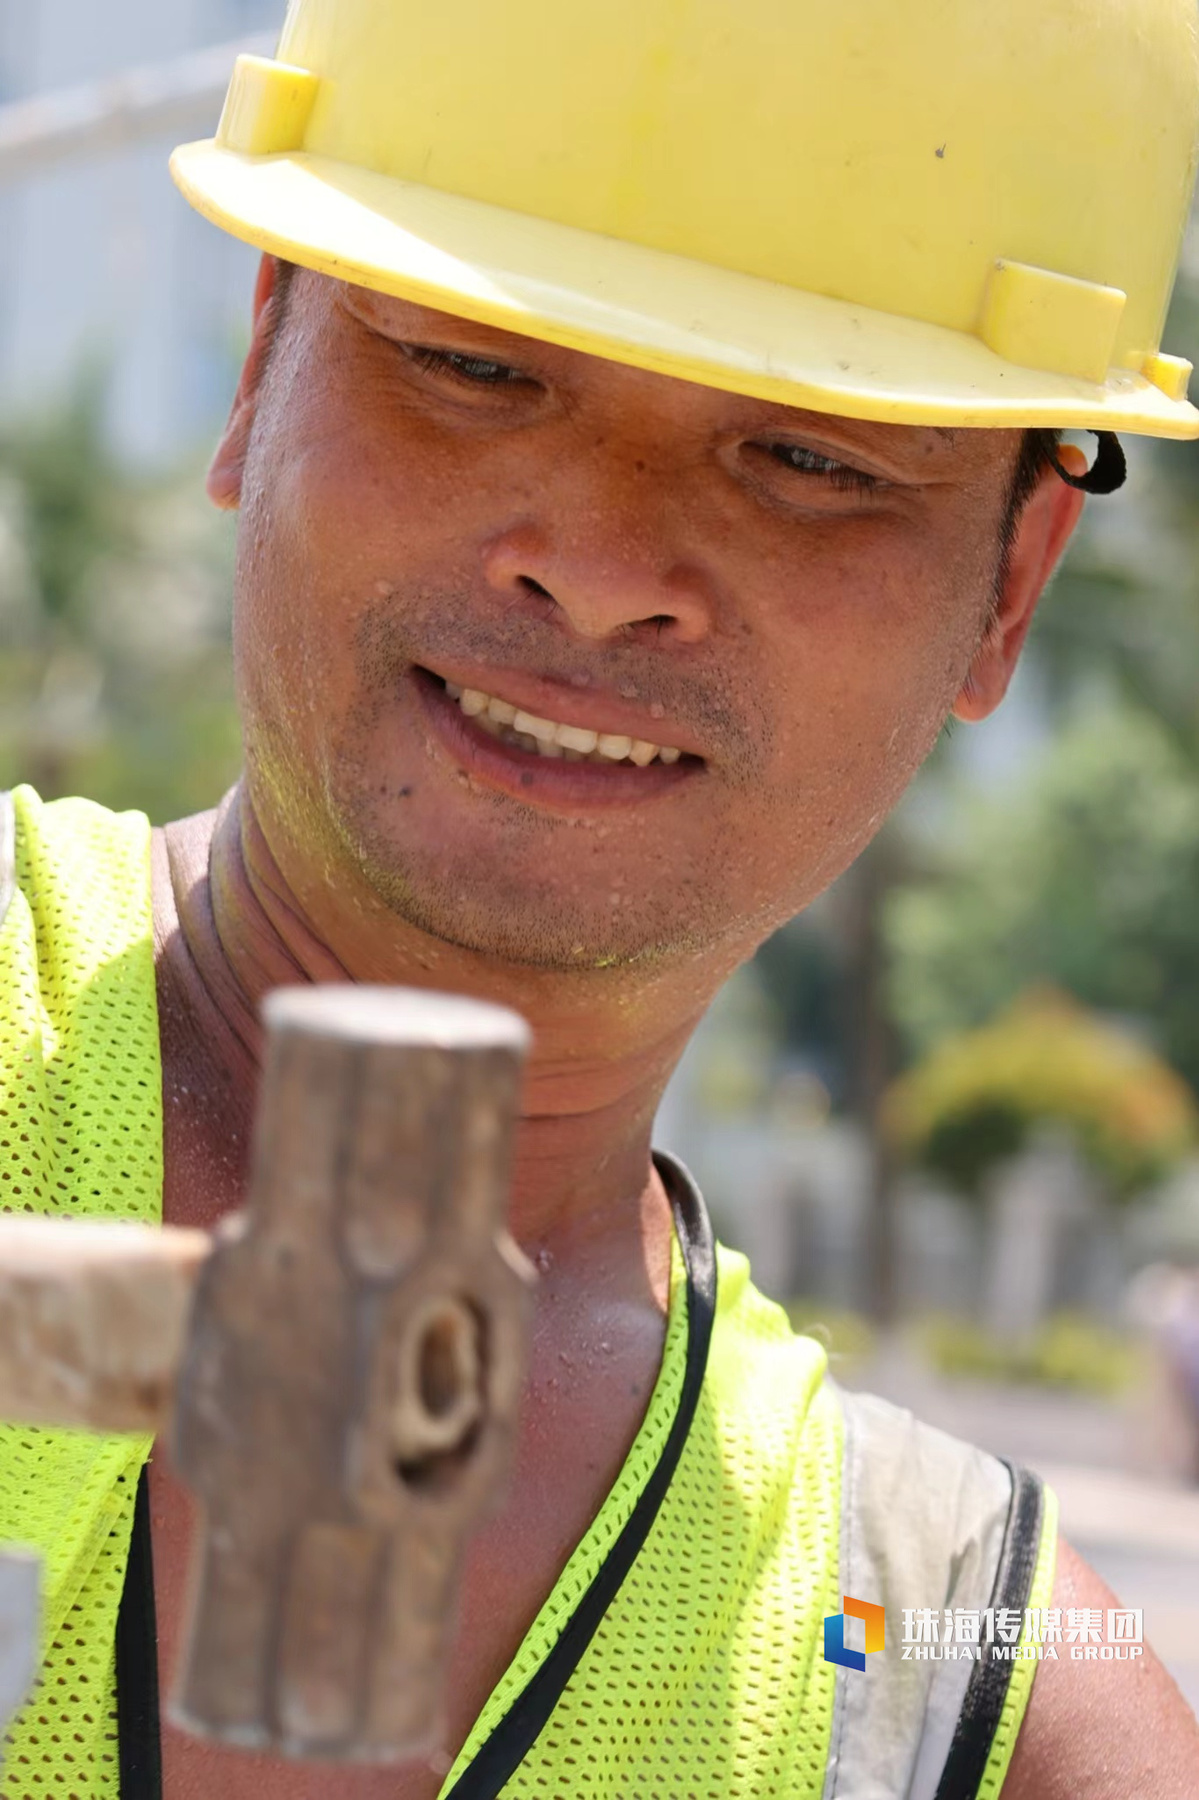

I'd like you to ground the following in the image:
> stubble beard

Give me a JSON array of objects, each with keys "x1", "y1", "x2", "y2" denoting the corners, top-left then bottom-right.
[{"x1": 301, "y1": 592, "x2": 764, "y2": 973}]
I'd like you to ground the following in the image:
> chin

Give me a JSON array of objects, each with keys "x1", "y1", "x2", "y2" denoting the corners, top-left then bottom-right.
[{"x1": 332, "y1": 808, "x2": 715, "y2": 974}]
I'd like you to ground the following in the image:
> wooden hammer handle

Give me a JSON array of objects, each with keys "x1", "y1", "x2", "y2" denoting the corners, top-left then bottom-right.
[{"x1": 0, "y1": 1216, "x2": 210, "y2": 1433}]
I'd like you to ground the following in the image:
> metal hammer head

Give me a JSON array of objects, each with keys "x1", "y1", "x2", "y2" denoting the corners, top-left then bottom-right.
[{"x1": 169, "y1": 985, "x2": 534, "y2": 1763}]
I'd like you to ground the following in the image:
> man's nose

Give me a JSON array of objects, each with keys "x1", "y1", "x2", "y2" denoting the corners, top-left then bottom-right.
[{"x1": 480, "y1": 515, "x2": 716, "y2": 647}]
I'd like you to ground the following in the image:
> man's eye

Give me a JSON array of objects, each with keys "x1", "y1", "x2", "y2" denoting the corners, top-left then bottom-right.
[
  {"x1": 406, "y1": 346, "x2": 529, "y2": 386},
  {"x1": 765, "y1": 442, "x2": 880, "y2": 495}
]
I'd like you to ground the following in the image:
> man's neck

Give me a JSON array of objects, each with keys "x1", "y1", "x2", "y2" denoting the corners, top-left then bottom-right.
[{"x1": 154, "y1": 782, "x2": 718, "y2": 1272}]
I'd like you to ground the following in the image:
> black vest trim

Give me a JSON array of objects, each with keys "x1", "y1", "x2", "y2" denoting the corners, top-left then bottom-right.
[
  {"x1": 932, "y1": 1463, "x2": 1047, "y2": 1800},
  {"x1": 441, "y1": 1150, "x2": 717, "y2": 1800},
  {"x1": 116, "y1": 1465, "x2": 163, "y2": 1800}
]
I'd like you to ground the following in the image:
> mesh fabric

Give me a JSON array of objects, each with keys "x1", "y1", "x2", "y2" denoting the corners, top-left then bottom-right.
[
  {"x1": 0, "y1": 787, "x2": 160, "y2": 1796},
  {"x1": 440, "y1": 1245, "x2": 843, "y2": 1798}
]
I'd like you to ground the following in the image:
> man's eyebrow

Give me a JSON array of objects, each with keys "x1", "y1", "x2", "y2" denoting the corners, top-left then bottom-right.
[{"x1": 933, "y1": 427, "x2": 958, "y2": 445}]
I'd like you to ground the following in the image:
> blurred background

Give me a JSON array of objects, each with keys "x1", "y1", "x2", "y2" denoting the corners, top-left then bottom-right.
[{"x1": 5, "y1": 0, "x2": 1199, "y2": 1710}]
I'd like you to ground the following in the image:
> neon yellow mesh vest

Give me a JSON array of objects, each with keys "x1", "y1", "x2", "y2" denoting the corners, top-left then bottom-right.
[
  {"x1": 0, "y1": 788, "x2": 159, "y2": 1795},
  {"x1": 0, "y1": 788, "x2": 1056, "y2": 1800}
]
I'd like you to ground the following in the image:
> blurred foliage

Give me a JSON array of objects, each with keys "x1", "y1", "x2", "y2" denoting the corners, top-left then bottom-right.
[
  {"x1": 1031, "y1": 254, "x2": 1199, "y2": 755},
  {"x1": 752, "y1": 894, "x2": 848, "y2": 1099},
  {"x1": 694, "y1": 971, "x2": 779, "y2": 1116},
  {"x1": 885, "y1": 989, "x2": 1196, "y2": 1200},
  {"x1": 920, "y1": 1311, "x2": 1142, "y2": 1397},
  {"x1": 0, "y1": 378, "x2": 241, "y2": 823},
  {"x1": 886, "y1": 707, "x2": 1199, "y2": 1094}
]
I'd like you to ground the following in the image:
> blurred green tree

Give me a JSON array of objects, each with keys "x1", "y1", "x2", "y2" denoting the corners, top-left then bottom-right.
[
  {"x1": 885, "y1": 988, "x2": 1196, "y2": 1200},
  {"x1": 1031, "y1": 250, "x2": 1199, "y2": 751},
  {"x1": 886, "y1": 707, "x2": 1199, "y2": 1093},
  {"x1": 0, "y1": 380, "x2": 241, "y2": 822}
]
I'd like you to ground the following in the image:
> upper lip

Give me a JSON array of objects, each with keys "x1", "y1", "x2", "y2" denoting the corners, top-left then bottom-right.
[{"x1": 421, "y1": 663, "x2": 704, "y2": 758}]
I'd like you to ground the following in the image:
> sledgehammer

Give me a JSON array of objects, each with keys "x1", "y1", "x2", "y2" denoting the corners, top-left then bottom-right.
[{"x1": 0, "y1": 985, "x2": 533, "y2": 1762}]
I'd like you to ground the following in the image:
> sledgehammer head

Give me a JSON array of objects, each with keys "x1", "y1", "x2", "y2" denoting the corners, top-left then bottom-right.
[{"x1": 169, "y1": 985, "x2": 533, "y2": 1763}]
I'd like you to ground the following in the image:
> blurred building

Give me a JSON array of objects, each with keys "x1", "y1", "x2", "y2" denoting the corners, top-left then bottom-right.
[{"x1": 0, "y1": 0, "x2": 274, "y2": 460}]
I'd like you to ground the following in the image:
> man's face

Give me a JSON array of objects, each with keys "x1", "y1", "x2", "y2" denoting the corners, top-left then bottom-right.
[{"x1": 225, "y1": 272, "x2": 1061, "y2": 973}]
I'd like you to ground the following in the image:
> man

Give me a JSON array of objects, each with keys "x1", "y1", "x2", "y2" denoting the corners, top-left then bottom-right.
[{"x1": 2, "y1": 0, "x2": 1198, "y2": 1795}]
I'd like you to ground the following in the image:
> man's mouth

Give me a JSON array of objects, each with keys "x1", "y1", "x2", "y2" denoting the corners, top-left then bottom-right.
[
  {"x1": 409, "y1": 666, "x2": 704, "y2": 809},
  {"x1": 443, "y1": 681, "x2": 684, "y2": 768}
]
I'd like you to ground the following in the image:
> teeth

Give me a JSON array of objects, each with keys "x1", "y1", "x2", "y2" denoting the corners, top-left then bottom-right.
[
  {"x1": 512, "y1": 710, "x2": 559, "y2": 744},
  {"x1": 442, "y1": 679, "x2": 685, "y2": 766},
  {"x1": 557, "y1": 724, "x2": 599, "y2": 755}
]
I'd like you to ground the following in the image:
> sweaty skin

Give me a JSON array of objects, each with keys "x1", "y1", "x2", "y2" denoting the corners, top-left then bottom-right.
[{"x1": 146, "y1": 257, "x2": 1198, "y2": 1798}]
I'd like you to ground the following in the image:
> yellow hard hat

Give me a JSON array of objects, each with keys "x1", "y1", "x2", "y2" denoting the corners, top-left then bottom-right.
[{"x1": 172, "y1": 0, "x2": 1199, "y2": 439}]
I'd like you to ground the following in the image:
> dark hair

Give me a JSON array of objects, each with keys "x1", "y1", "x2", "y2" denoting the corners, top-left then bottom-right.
[
  {"x1": 271, "y1": 256, "x2": 300, "y2": 313},
  {"x1": 1008, "y1": 428, "x2": 1063, "y2": 517},
  {"x1": 259, "y1": 257, "x2": 300, "y2": 372},
  {"x1": 993, "y1": 427, "x2": 1062, "y2": 601}
]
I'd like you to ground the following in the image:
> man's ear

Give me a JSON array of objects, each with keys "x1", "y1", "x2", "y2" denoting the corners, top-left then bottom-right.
[
  {"x1": 207, "y1": 256, "x2": 291, "y2": 512},
  {"x1": 952, "y1": 446, "x2": 1088, "y2": 722}
]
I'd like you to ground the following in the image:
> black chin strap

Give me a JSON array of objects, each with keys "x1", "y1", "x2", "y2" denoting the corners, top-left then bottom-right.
[{"x1": 1048, "y1": 430, "x2": 1127, "y2": 495}]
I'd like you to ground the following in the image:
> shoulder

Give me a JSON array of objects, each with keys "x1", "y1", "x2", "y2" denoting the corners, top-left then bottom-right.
[
  {"x1": 1003, "y1": 1536, "x2": 1199, "y2": 1799},
  {"x1": 3, "y1": 785, "x2": 153, "y2": 944},
  {"x1": 824, "y1": 1386, "x2": 1054, "y2": 1800},
  {"x1": 826, "y1": 1390, "x2": 1199, "y2": 1798},
  {"x1": 692, "y1": 1260, "x2": 1059, "y2": 1800},
  {"x1": 0, "y1": 784, "x2": 156, "y2": 1006},
  {"x1": 0, "y1": 786, "x2": 161, "y2": 1221}
]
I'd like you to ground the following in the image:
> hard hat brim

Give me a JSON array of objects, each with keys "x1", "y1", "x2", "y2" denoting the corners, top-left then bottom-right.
[{"x1": 171, "y1": 140, "x2": 1199, "y2": 441}]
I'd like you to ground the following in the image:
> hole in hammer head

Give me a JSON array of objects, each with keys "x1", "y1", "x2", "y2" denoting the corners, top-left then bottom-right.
[
  {"x1": 393, "y1": 1296, "x2": 485, "y2": 1491},
  {"x1": 419, "y1": 1306, "x2": 471, "y2": 1418}
]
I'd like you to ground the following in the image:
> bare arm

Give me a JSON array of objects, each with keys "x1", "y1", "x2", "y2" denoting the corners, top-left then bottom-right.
[{"x1": 1003, "y1": 1538, "x2": 1199, "y2": 1798}]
